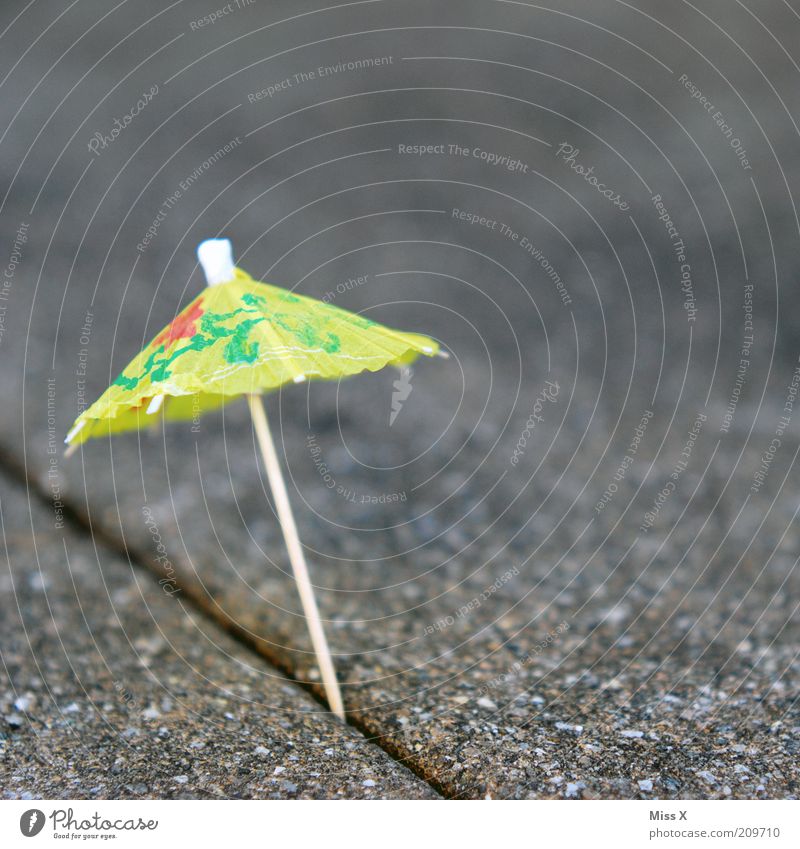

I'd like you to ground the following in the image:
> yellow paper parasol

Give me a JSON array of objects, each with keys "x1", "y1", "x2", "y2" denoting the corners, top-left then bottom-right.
[{"x1": 65, "y1": 239, "x2": 444, "y2": 719}]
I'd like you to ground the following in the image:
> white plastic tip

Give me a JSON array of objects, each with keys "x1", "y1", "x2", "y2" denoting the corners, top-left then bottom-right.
[
  {"x1": 293, "y1": 374, "x2": 307, "y2": 383},
  {"x1": 65, "y1": 420, "x2": 86, "y2": 444},
  {"x1": 146, "y1": 394, "x2": 165, "y2": 415},
  {"x1": 437, "y1": 349, "x2": 450, "y2": 360},
  {"x1": 197, "y1": 238, "x2": 235, "y2": 286}
]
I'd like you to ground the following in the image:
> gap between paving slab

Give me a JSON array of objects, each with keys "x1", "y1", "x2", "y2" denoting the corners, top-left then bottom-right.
[{"x1": 0, "y1": 444, "x2": 450, "y2": 799}]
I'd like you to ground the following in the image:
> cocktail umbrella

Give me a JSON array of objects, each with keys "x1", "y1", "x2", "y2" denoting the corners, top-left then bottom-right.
[{"x1": 65, "y1": 239, "x2": 443, "y2": 719}]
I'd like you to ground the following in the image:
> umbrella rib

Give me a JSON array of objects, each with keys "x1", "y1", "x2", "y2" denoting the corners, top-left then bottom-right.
[{"x1": 246, "y1": 392, "x2": 345, "y2": 721}]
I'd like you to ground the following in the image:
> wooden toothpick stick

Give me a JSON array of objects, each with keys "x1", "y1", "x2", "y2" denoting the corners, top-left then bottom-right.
[
  {"x1": 247, "y1": 393, "x2": 345, "y2": 720},
  {"x1": 198, "y1": 238, "x2": 344, "y2": 720}
]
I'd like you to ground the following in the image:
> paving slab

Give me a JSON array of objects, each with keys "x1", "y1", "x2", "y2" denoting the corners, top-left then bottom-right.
[
  {"x1": 3, "y1": 363, "x2": 798, "y2": 798},
  {"x1": 2, "y1": 155, "x2": 799, "y2": 800},
  {"x1": 0, "y1": 471, "x2": 438, "y2": 799}
]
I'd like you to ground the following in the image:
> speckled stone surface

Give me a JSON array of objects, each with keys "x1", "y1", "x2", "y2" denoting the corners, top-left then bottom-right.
[
  {"x1": 0, "y1": 473, "x2": 437, "y2": 799},
  {"x1": 2, "y1": 384, "x2": 797, "y2": 798}
]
